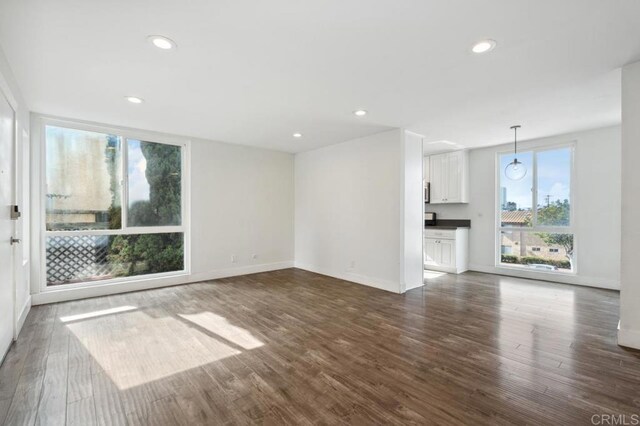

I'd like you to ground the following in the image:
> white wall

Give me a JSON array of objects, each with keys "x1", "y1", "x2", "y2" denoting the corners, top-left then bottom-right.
[
  {"x1": 189, "y1": 138, "x2": 294, "y2": 279},
  {"x1": 0, "y1": 45, "x2": 30, "y2": 335},
  {"x1": 294, "y1": 129, "x2": 404, "y2": 293},
  {"x1": 401, "y1": 131, "x2": 424, "y2": 291},
  {"x1": 30, "y1": 115, "x2": 294, "y2": 304},
  {"x1": 425, "y1": 125, "x2": 621, "y2": 289},
  {"x1": 619, "y1": 61, "x2": 640, "y2": 349}
]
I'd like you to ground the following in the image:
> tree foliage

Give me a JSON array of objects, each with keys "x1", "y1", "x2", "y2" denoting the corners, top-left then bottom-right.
[
  {"x1": 519, "y1": 199, "x2": 573, "y2": 265},
  {"x1": 108, "y1": 233, "x2": 183, "y2": 276},
  {"x1": 128, "y1": 142, "x2": 181, "y2": 226},
  {"x1": 501, "y1": 254, "x2": 571, "y2": 270},
  {"x1": 537, "y1": 199, "x2": 570, "y2": 227},
  {"x1": 535, "y1": 199, "x2": 573, "y2": 261},
  {"x1": 106, "y1": 140, "x2": 183, "y2": 276},
  {"x1": 504, "y1": 201, "x2": 517, "y2": 211}
]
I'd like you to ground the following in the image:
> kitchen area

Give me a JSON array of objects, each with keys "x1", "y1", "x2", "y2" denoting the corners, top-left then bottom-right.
[{"x1": 423, "y1": 148, "x2": 471, "y2": 275}]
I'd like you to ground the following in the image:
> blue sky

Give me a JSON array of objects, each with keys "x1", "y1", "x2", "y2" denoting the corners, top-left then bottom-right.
[{"x1": 500, "y1": 147, "x2": 571, "y2": 210}]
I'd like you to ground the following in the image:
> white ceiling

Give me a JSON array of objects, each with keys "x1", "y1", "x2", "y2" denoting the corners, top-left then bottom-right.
[{"x1": 1, "y1": 0, "x2": 639, "y2": 153}]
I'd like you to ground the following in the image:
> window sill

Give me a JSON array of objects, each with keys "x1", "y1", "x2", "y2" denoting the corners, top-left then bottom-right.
[
  {"x1": 496, "y1": 264, "x2": 577, "y2": 276},
  {"x1": 33, "y1": 271, "x2": 190, "y2": 305}
]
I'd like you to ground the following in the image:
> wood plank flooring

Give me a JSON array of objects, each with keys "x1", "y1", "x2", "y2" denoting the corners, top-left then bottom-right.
[{"x1": 1, "y1": 268, "x2": 639, "y2": 425}]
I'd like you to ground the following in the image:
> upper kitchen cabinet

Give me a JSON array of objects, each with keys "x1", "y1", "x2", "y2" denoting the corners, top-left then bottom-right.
[{"x1": 428, "y1": 150, "x2": 469, "y2": 204}]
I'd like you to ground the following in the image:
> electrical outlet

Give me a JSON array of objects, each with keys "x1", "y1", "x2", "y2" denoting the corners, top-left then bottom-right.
[
  {"x1": 349, "y1": 260, "x2": 356, "y2": 269},
  {"x1": 252, "y1": 254, "x2": 258, "y2": 260},
  {"x1": 231, "y1": 255, "x2": 238, "y2": 263}
]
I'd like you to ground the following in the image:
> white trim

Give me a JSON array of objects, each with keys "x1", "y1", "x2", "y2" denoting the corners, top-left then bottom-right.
[
  {"x1": 618, "y1": 326, "x2": 640, "y2": 350},
  {"x1": 468, "y1": 264, "x2": 619, "y2": 290},
  {"x1": 32, "y1": 261, "x2": 294, "y2": 305},
  {"x1": 188, "y1": 261, "x2": 294, "y2": 282},
  {"x1": 46, "y1": 227, "x2": 184, "y2": 236},
  {"x1": 404, "y1": 281, "x2": 424, "y2": 292},
  {"x1": 37, "y1": 115, "x2": 186, "y2": 147},
  {"x1": 295, "y1": 262, "x2": 400, "y2": 294},
  {"x1": 38, "y1": 269, "x2": 188, "y2": 292},
  {"x1": 15, "y1": 295, "x2": 30, "y2": 337}
]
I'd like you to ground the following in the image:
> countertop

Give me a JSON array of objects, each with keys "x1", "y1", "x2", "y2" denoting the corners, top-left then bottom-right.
[
  {"x1": 424, "y1": 219, "x2": 471, "y2": 229},
  {"x1": 425, "y1": 225, "x2": 469, "y2": 230}
]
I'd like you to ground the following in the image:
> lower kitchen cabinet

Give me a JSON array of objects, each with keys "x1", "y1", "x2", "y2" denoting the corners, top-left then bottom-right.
[{"x1": 424, "y1": 228, "x2": 469, "y2": 274}]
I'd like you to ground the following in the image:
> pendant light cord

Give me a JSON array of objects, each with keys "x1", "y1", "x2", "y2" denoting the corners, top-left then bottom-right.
[{"x1": 511, "y1": 125, "x2": 521, "y2": 160}]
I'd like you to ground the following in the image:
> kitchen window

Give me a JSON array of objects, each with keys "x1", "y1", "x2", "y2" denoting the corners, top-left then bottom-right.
[
  {"x1": 43, "y1": 122, "x2": 188, "y2": 287},
  {"x1": 497, "y1": 144, "x2": 575, "y2": 273}
]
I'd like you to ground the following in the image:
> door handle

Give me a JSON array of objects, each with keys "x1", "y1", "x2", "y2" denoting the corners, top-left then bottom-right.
[{"x1": 10, "y1": 237, "x2": 20, "y2": 245}]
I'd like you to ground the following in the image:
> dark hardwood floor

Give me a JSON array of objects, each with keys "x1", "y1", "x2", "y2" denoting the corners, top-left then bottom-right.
[{"x1": 0, "y1": 268, "x2": 638, "y2": 425}]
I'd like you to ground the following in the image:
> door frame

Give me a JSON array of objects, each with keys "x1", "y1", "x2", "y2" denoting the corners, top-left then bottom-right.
[{"x1": 0, "y1": 69, "x2": 21, "y2": 346}]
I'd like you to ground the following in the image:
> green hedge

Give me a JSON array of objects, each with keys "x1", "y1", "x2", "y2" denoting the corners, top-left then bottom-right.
[{"x1": 500, "y1": 254, "x2": 570, "y2": 270}]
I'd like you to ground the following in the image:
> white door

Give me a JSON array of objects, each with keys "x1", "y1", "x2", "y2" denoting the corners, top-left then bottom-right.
[
  {"x1": 439, "y1": 240, "x2": 455, "y2": 268},
  {"x1": 446, "y1": 152, "x2": 461, "y2": 202},
  {"x1": 424, "y1": 238, "x2": 439, "y2": 266},
  {"x1": 0, "y1": 91, "x2": 15, "y2": 361}
]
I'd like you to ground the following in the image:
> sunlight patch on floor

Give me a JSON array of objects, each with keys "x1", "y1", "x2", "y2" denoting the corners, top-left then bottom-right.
[
  {"x1": 60, "y1": 305, "x2": 138, "y2": 322},
  {"x1": 179, "y1": 312, "x2": 264, "y2": 350},
  {"x1": 423, "y1": 270, "x2": 448, "y2": 280},
  {"x1": 65, "y1": 309, "x2": 245, "y2": 389}
]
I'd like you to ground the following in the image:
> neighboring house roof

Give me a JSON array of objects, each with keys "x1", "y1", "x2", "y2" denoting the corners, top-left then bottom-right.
[{"x1": 501, "y1": 210, "x2": 532, "y2": 224}]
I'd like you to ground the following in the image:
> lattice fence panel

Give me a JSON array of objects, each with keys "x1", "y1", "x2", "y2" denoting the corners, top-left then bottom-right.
[{"x1": 46, "y1": 235, "x2": 115, "y2": 285}]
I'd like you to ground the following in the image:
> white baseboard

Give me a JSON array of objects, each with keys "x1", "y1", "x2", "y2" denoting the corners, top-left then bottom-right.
[
  {"x1": 294, "y1": 262, "x2": 401, "y2": 293},
  {"x1": 468, "y1": 264, "x2": 620, "y2": 290},
  {"x1": 404, "y1": 281, "x2": 424, "y2": 292},
  {"x1": 32, "y1": 261, "x2": 294, "y2": 305},
  {"x1": 618, "y1": 326, "x2": 640, "y2": 350},
  {"x1": 15, "y1": 295, "x2": 31, "y2": 337},
  {"x1": 188, "y1": 261, "x2": 294, "y2": 282}
]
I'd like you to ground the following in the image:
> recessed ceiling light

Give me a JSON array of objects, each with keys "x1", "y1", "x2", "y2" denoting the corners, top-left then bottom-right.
[
  {"x1": 125, "y1": 96, "x2": 144, "y2": 104},
  {"x1": 354, "y1": 109, "x2": 368, "y2": 116},
  {"x1": 471, "y1": 39, "x2": 497, "y2": 54},
  {"x1": 147, "y1": 35, "x2": 176, "y2": 50},
  {"x1": 293, "y1": 132, "x2": 303, "y2": 138}
]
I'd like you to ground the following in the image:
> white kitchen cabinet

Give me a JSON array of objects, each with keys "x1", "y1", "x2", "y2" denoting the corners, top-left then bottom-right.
[
  {"x1": 429, "y1": 153, "x2": 446, "y2": 203},
  {"x1": 425, "y1": 238, "x2": 454, "y2": 268},
  {"x1": 424, "y1": 228, "x2": 469, "y2": 274},
  {"x1": 427, "y1": 150, "x2": 469, "y2": 204}
]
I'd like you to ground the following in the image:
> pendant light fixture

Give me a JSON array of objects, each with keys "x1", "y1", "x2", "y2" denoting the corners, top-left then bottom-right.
[{"x1": 505, "y1": 125, "x2": 527, "y2": 180}]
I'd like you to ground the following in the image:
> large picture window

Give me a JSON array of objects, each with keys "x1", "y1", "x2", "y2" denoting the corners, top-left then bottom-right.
[
  {"x1": 44, "y1": 123, "x2": 186, "y2": 286},
  {"x1": 498, "y1": 145, "x2": 575, "y2": 273}
]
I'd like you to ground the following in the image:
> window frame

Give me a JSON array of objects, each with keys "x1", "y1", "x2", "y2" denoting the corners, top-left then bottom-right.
[
  {"x1": 39, "y1": 117, "x2": 190, "y2": 291},
  {"x1": 495, "y1": 141, "x2": 577, "y2": 275}
]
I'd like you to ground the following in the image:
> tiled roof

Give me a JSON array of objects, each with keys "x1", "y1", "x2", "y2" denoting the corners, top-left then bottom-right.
[{"x1": 501, "y1": 210, "x2": 532, "y2": 224}]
